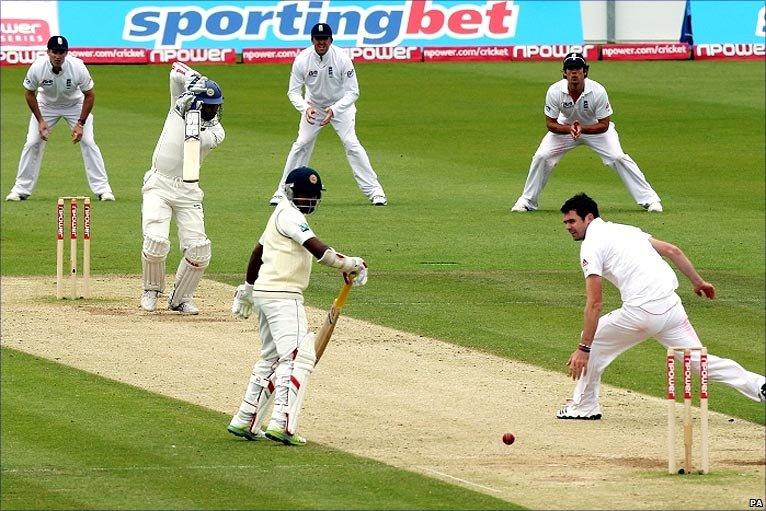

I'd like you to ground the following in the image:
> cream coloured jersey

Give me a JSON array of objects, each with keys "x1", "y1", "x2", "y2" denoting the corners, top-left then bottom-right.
[
  {"x1": 23, "y1": 55, "x2": 93, "y2": 108},
  {"x1": 287, "y1": 44, "x2": 359, "y2": 115},
  {"x1": 579, "y1": 218, "x2": 678, "y2": 306},
  {"x1": 253, "y1": 197, "x2": 317, "y2": 299},
  {"x1": 150, "y1": 67, "x2": 225, "y2": 178},
  {"x1": 544, "y1": 78, "x2": 613, "y2": 125}
]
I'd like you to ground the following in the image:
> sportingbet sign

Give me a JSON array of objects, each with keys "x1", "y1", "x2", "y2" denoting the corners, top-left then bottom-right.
[{"x1": 56, "y1": 0, "x2": 582, "y2": 50}]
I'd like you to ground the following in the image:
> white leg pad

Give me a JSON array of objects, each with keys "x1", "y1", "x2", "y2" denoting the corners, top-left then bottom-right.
[
  {"x1": 142, "y1": 236, "x2": 170, "y2": 292},
  {"x1": 285, "y1": 333, "x2": 316, "y2": 435},
  {"x1": 169, "y1": 239, "x2": 211, "y2": 306},
  {"x1": 235, "y1": 358, "x2": 277, "y2": 433}
]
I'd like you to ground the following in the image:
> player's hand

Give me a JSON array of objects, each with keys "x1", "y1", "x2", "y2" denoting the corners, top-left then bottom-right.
[
  {"x1": 185, "y1": 74, "x2": 208, "y2": 94},
  {"x1": 231, "y1": 284, "x2": 254, "y2": 319},
  {"x1": 319, "y1": 107, "x2": 333, "y2": 126},
  {"x1": 71, "y1": 123, "x2": 83, "y2": 144},
  {"x1": 174, "y1": 92, "x2": 196, "y2": 117},
  {"x1": 344, "y1": 264, "x2": 368, "y2": 286},
  {"x1": 566, "y1": 348, "x2": 589, "y2": 380},
  {"x1": 38, "y1": 120, "x2": 50, "y2": 141},
  {"x1": 305, "y1": 106, "x2": 319, "y2": 125},
  {"x1": 694, "y1": 281, "x2": 715, "y2": 299},
  {"x1": 570, "y1": 121, "x2": 581, "y2": 140}
]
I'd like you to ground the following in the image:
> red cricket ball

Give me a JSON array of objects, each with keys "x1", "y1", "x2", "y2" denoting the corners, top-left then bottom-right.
[{"x1": 502, "y1": 432, "x2": 515, "y2": 445}]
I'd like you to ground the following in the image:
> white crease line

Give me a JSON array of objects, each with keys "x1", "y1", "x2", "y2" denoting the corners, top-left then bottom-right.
[{"x1": 419, "y1": 466, "x2": 502, "y2": 493}]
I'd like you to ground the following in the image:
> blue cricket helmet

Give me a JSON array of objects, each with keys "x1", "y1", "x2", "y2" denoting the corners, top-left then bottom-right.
[{"x1": 195, "y1": 79, "x2": 223, "y2": 105}]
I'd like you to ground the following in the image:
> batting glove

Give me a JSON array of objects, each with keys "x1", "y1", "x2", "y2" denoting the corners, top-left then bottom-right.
[
  {"x1": 231, "y1": 283, "x2": 254, "y2": 319},
  {"x1": 185, "y1": 74, "x2": 208, "y2": 94},
  {"x1": 174, "y1": 92, "x2": 197, "y2": 118},
  {"x1": 346, "y1": 266, "x2": 368, "y2": 286}
]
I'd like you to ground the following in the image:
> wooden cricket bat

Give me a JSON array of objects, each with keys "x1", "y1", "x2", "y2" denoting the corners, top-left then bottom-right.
[
  {"x1": 314, "y1": 277, "x2": 355, "y2": 363},
  {"x1": 183, "y1": 109, "x2": 201, "y2": 183}
]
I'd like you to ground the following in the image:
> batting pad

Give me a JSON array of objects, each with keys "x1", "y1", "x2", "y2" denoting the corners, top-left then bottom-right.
[
  {"x1": 286, "y1": 333, "x2": 316, "y2": 435},
  {"x1": 169, "y1": 239, "x2": 210, "y2": 306},
  {"x1": 142, "y1": 236, "x2": 170, "y2": 292}
]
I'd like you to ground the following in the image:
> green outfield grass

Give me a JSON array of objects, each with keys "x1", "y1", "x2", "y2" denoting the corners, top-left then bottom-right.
[
  {"x1": 1, "y1": 60, "x2": 764, "y2": 507},
  {"x1": 1, "y1": 348, "x2": 517, "y2": 510}
]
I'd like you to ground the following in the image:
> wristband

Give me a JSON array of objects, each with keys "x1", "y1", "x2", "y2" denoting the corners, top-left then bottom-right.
[
  {"x1": 578, "y1": 343, "x2": 591, "y2": 353},
  {"x1": 77, "y1": 118, "x2": 86, "y2": 126}
]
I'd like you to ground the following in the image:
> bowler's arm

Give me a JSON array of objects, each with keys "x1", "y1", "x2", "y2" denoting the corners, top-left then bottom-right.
[
  {"x1": 581, "y1": 275, "x2": 603, "y2": 346},
  {"x1": 650, "y1": 238, "x2": 715, "y2": 299}
]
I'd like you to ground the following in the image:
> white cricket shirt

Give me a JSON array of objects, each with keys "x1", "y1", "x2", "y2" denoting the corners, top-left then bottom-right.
[
  {"x1": 579, "y1": 218, "x2": 678, "y2": 306},
  {"x1": 150, "y1": 69, "x2": 225, "y2": 178},
  {"x1": 544, "y1": 78, "x2": 613, "y2": 125},
  {"x1": 287, "y1": 44, "x2": 359, "y2": 115},
  {"x1": 253, "y1": 198, "x2": 317, "y2": 299},
  {"x1": 23, "y1": 55, "x2": 93, "y2": 108}
]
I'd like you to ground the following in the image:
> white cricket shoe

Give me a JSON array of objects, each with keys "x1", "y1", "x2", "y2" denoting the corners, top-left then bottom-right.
[
  {"x1": 511, "y1": 198, "x2": 532, "y2": 212},
  {"x1": 643, "y1": 202, "x2": 663, "y2": 213},
  {"x1": 169, "y1": 300, "x2": 199, "y2": 315},
  {"x1": 269, "y1": 194, "x2": 283, "y2": 206},
  {"x1": 99, "y1": 192, "x2": 115, "y2": 201},
  {"x1": 5, "y1": 191, "x2": 29, "y2": 201},
  {"x1": 555, "y1": 402, "x2": 602, "y2": 420},
  {"x1": 371, "y1": 195, "x2": 388, "y2": 206},
  {"x1": 140, "y1": 290, "x2": 159, "y2": 312}
]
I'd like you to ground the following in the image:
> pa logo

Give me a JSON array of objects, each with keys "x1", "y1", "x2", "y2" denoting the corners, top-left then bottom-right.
[{"x1": 206, "y1": 88, "x2": 215, "y2": 96}]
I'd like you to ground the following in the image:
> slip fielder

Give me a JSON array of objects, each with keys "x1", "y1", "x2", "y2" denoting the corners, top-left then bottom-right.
[
  {"x1": 512, "y1": 52, "x2": 662, "y2": 213},
  {"x1": 269, "y1": 23, "x2": 388, "y2": 207}
]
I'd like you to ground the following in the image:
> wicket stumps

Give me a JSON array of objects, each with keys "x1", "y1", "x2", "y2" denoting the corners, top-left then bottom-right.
[
  {"x1": 56, "y1": 196, "x2": 91, "y2": 299},
  {"x1": 666, "y1": 346, "x2": 709, "y2": 475}
]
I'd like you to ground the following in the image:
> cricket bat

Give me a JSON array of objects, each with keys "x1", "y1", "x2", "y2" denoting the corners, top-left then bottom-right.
[
  {"x1": 183, "y1": 109, "x2": 201, "y2": 183},
  {"x1": 314, "y1": 277, "x2": 355, "y2": 363}
]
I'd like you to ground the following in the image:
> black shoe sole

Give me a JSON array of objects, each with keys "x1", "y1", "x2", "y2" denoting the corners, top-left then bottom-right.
[{"x1": 556, "y1": 414, "x2": 602, "y2": 420}]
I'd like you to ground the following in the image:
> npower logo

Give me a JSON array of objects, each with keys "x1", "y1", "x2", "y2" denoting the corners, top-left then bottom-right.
[
  {"x1": 0, "y1": 18, "x2": 50, "y2": 46},
  {"x1": 123, "y1": 1, "x2": 519, "y2": 48}
]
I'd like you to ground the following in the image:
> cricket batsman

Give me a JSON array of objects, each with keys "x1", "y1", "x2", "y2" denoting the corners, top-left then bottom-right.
[{"x1": 139, "y1": 63, "x2": 225, "y2": 315}]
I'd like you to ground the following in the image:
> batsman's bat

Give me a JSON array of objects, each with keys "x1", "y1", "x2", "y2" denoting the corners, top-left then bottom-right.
[
  {"x1": 182, "y1": 109, "x2": 201, "y2": 183},
  {"x1": 314, "y1": 276, "x2": 355, "y2": 363}
]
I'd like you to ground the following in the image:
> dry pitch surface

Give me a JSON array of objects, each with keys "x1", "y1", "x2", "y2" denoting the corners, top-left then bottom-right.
[{"x1": 2, "y1": 276, "x2": 764, "y2": 510}]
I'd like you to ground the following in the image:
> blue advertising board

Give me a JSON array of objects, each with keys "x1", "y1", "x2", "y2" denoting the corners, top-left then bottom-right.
[
  {"x1": 57, "y1": 0, "x2": 582, "y2": 49},
  {"x1": 690, "y1": 0, "x2": 765, "y2": 44}
]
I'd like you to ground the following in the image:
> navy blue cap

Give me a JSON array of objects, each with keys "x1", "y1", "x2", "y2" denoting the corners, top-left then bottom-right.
[
  {"x1": 47, "y1": 35, "x2": 68, "y2": 51},
  {"x1": 310, "y1": 23, "x2": 333, "y2": 38},
  {"x1": 563, "y1": 52, "x2": 587, "y2": 69}
]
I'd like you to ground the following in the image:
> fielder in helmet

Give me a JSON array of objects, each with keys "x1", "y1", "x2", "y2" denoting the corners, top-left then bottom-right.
[
  {"x1": 511, "y1": 52, "x2": 663, "y2": 213},
  {"x1": 229, "y1": 166, "x2": 368, "y2": 446},
  {"x1": 138, "y1": 63, "x2": 226, "y2": 315}
]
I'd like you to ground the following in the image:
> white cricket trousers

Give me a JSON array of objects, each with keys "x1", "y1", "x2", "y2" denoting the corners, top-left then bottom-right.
[
  {"x1": 517, "y1": 123, "x2": 660, "y2": 209},
  {"x1": 253, "y1": 299, "x2": 312, "y2": 425},
  {"x1": 571, "y1": 295, "x2": 765, "y2": 406},
  {"x1": 11, "y1": 103, "x2": 113, "y2": 197},
  {"x1": 275, "y1": 105, "x2": 385, "y2": 199},
  {"x1": 141, "y1": 170, "x2": 207, "y2": 250}
]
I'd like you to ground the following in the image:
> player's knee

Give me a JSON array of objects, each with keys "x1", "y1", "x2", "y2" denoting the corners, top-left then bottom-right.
[
  {"x1": 295, "y1": 333, "x2": 316, "y2": 370},
  {"x1": 603, "y1": 153, "x2": 628, "y2": 166},
  {"x1": 142, "y1": 236, "x2": 170, "y2": 261},
  {"x1": 183, "y1": 239, "x2": 211, "y2": 268},
  {"x1": 79, "y1": 136, "x2": 96, "y2": 148}
]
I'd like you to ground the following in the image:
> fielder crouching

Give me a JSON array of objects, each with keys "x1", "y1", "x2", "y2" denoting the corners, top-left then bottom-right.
[
  {"x1": 139, "y1": 63, "x2": 225, "y2": 315},
  {"x1": 229, "y1": 166, "x2": 368, "y2": 445}
]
